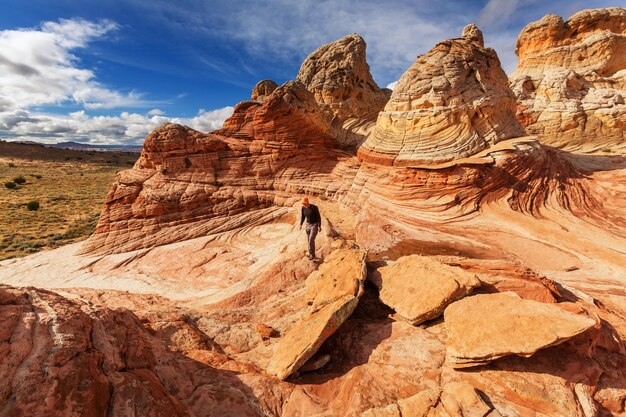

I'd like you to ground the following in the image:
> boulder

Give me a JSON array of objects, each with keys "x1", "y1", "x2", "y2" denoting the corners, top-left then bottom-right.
[
  {"x1": 267, "y1": 247, "x2": 366, "y2": 380},
  {"x1": 370, "y1": 255, "x2": 480, "y2": 325},
  {"x1": 444, "y1": 292, "x2": 597, "y2": 367}
]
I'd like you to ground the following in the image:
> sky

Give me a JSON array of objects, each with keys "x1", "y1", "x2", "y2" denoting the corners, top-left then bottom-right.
[{"x1": 0, "y1": 0, "x2": 622, "y2": 145}]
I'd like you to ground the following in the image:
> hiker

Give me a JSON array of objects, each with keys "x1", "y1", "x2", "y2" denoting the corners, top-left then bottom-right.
[{"x1": 299, "y1": 197, "x2": 322, "y2": 260}]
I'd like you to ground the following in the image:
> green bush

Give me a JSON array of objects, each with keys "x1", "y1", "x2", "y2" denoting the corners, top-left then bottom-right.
[
  {"x1": 26, "y1": 201, "x2": 40, "y2": 211},
  {"x1": 4, "y1": 181, "x2": 16, "y2": 189},
  {"x1": 13, "y1": 176, "x2": 26, "y2": 184}
]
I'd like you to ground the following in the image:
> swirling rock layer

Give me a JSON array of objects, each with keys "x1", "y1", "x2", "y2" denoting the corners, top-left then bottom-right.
[
  {"x1": 511, "y1": 8, "x2": 626, "y2": 152},
  {"x1": 358, "y1": 25, "x2": 526, "y2": 166}
]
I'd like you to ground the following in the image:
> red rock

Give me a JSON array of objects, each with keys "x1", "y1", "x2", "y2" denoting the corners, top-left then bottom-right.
[
  {"x1": 445, "y1": 292, "x2": 597, "y2": 368},
  {"x1": 370, "y1": 255, "x2": 480, "y2": 324}
]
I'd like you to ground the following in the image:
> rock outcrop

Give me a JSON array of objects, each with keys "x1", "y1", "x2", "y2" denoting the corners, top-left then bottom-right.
[
  {"x1": 267, "y1": 246, "x2": 366, "y2": 380},
  {"x1": 511, "y1": 8, "x2": 626, "y2": 152},
  {"x1": 0, "y1": 285, "x2": 268, "y2": 417},
  {"x1": 358, "y1": 24, "x2": 527, "y2": 166},
  {"x1": 444, "y1": 292, "x2": 597, "y2": 368},
  {"x1": 370, "y1": 255, "x2": 480, "y2": 325},
  {"x1": 251, "y1": 79, "x2": 278, "y2": 102},
  {"x1": 297, "y1": 34, "x2": 391, "y2": 148}
]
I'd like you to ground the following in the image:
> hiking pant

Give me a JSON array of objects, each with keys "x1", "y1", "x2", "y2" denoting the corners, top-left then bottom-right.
[{"x1": 305, "y1": 223, "x2": 319, "y2": 257}]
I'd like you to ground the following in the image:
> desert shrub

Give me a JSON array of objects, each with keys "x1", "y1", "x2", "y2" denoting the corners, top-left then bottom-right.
[
  {"x1": 8, "y1": 162, "x2": 15, "y2": 167},
  {"x1": 32, "y1": 174, "x2": 42, "y2": 179},
  {"x1": 184, "y1": 157, "x2": 192, "y2": 168},
  {"x1": 26, "y1": 201, "x2": 40, "y2": 211},
  {"x1": 161, "y1": 168, "x2": 168, "y2": 174},
  {"x1": 5, "y1": 181, "x2": 16, "y2": 189},
  {"x1": 602, "y1": 148, "x2": 613, "y2": 153},
  {"x1": 13, "y1": 176, "x2": 26, "y2": 184}
]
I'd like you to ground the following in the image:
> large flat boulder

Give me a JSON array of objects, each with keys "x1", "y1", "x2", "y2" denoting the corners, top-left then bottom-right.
[
  {"x1": 445, "y1": 292, "x2": 596, "y2": 368},
  {"x1": 267, "y1": 246, "x2": 366, "y2": 380},
  {"x1": 370, "y1": 255, "x2": 480, "y2": 325}
]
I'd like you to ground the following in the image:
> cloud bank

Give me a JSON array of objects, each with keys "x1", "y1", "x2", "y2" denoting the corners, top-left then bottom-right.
[{"x1": 0, "y1": 18, "x2": 233, "y2": 145}]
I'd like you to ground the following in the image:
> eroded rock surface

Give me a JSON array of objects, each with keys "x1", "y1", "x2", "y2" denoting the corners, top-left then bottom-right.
[
  {"x1": 297, "y1": 33, "x2": 391, "y2": 147},
  {"x1": 511, "y1": 8, "x2": 626, "y2": 151},
  {"x1": 445, "y1": 292, "x2": 597, "y2": 368},
  {"x1": 370, "y1": 255, "x2": 480, "y2": 325},
  {"x1": 267, "y1": 246, "x2": 366, "y2": 379},
  {"x1": 358, "y1": 24, "x2": 526, "y2": 166}
]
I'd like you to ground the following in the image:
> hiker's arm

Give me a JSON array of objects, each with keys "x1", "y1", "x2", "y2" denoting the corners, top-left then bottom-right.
[{"x1": 300, "y1": 207, "x2": 305, "y2": 228}]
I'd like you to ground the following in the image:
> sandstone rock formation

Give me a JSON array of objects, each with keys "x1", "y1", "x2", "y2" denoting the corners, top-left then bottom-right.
[
  {"x1": 2, "y1": 12, "x2": 626, "y2": 417},
  {"x1": 297, "y1": 33, "x2": 391, "y2": 148},
  {"x1": 358, "y1": 24, "x2": 527, "y2": 166},
  {"x1": 267, "y1": 246, "x2": 366, "y2": 380},
  {"x1": 445, "y1": 292, "x2": 597, "y2": 368},
  {"x1": 511, "y1": 8, "x2": 626, "y2": 152},
  {"x1": 251, "y1": 79, "x2": 278, "y2": 101},
  {"x1": 370, "y1": 255, "x2": 480, "y2": 325}
]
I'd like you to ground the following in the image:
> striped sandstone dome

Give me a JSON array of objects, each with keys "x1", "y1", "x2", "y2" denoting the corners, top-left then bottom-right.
[{"x1": 358, "y1": 24, "x2": 527, "y2": 166}]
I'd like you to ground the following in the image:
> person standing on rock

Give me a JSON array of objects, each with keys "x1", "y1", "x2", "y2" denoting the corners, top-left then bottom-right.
[{"x1": 299, "y1": 197, "x2": 322, "y2": 260}]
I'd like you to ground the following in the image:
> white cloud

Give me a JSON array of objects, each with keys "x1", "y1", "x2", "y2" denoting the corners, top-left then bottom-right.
[
  {"x1": 148, "y1": 108, "x2": 165, "y2": 116},
  {"x1": 0, "y1": 18, "x2": 151, "y2": 112},
  {"x1": 0, "y1": 106, "x2": 234, "y2": 145},
  {"x1": 0, "y1": 18, "x2": 236, "y2": 145}
]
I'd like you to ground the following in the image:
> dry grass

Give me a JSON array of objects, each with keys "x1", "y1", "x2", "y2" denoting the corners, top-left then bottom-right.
[{"x1": 0, "y1": 142, "x2": 138, "y2": 260}]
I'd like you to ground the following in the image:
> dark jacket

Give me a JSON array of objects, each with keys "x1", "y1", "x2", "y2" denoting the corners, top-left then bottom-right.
[{"x1": 300, "y1": 204, "x2": 321, "y2": 226}]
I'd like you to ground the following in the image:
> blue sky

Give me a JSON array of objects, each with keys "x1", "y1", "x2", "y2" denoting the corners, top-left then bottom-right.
[{"x1": 0, "y1": 0, "x2": 622, "y2": 144}]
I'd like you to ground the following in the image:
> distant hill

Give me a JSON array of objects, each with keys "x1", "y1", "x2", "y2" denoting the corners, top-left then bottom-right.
[
  {"x1": 0, "y1": 140, "x2": 140, "y2": 164},
  {"x1": 13, "y1": 140, "x2": 142, "y2": 153}
]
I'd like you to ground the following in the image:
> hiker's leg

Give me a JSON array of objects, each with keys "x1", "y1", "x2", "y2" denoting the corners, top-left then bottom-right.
[{"x1": 308, "y1": 224, "x2": 318, "y2": 257}]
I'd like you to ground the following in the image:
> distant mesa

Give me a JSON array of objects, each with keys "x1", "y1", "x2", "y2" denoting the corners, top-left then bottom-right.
[
  {"x1": 511, "y1": 7, "x2": 626, "y2": 151},
  {"x1": 357, "y1": 24, "x2": 528, "y2": 166}
]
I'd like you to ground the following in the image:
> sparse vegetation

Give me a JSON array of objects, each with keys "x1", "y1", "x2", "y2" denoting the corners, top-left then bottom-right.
[
  {"x1": 0, "y1": 142, "x2": 138, "y2": 260},
  {"x1": 5, "y1": 181, "x2": 16, "y2": 189},
  {"x1": 26, "y1": 201, "x2": 40, "y2": 211},
  {"x1": 602, "y1": 148, "x2": 613, "y2": 153},
  {"x1": 161, "y1": 168, "x2": 168, "y2": 174},
  {"x1": 13, "y1": 176, "x2": 26, "y2": 184}
]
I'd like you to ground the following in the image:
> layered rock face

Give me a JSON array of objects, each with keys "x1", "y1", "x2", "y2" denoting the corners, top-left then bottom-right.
[
  {"x1": 511, "y1": 8, "x2": 626, "y2": 151},
  {"x1": 297, "y1": 34, "x2": 391, "y2": 148},
  {"x1": 358, "y1": 25, "x2": 527, "y2": 166},
  {"x1": 3, "y1": 13, "x2": 626, "y2": 417},
  {"x1": 81, "y1": 81, "x2": 342, "y2": 254}
]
